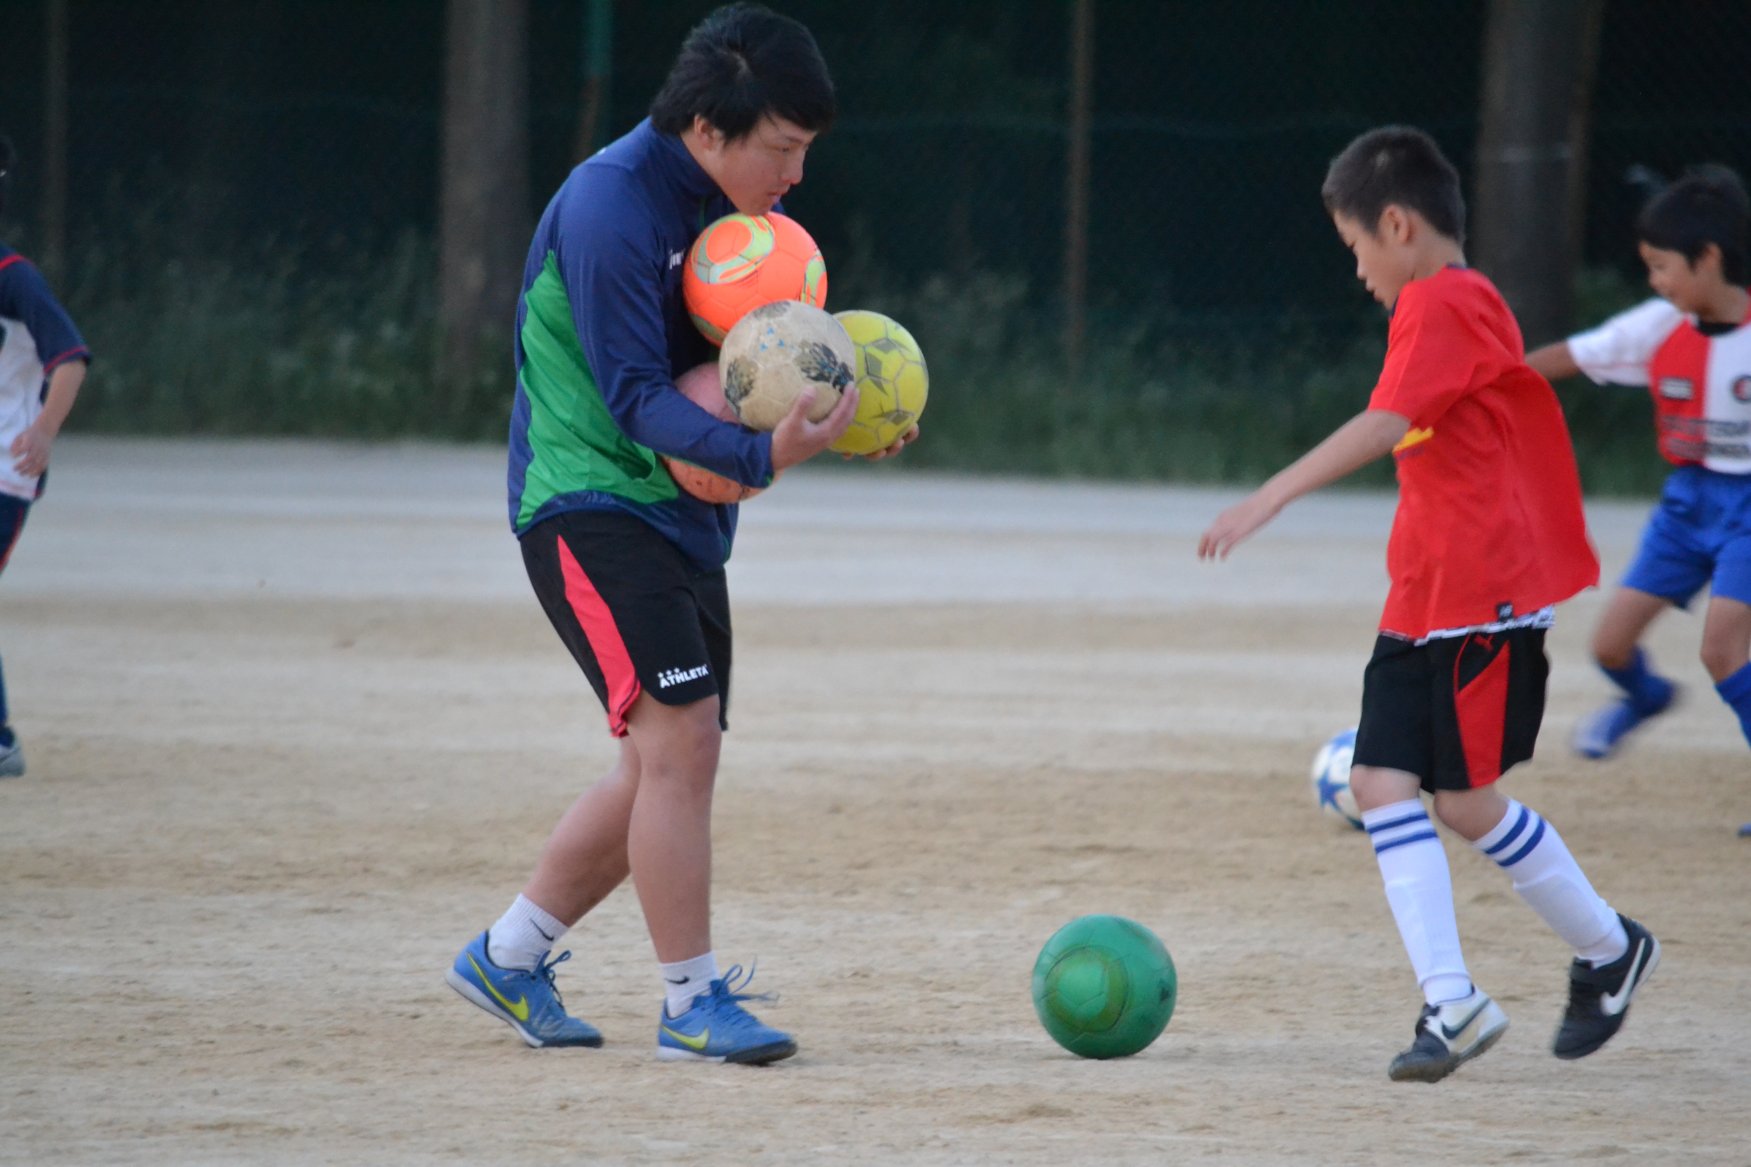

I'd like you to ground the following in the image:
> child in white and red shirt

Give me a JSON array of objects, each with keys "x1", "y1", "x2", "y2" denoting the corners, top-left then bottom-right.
[{"x1": 1528, "y1": 166, "x2": 1751, "y2": 834}]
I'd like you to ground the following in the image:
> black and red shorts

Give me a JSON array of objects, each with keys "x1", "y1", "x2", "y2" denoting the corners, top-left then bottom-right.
[
  {"x1": 521, "y1": 509, "x2": 730, "y2": 737},
  {"x1": 1352, "y1": 628, "x2": 1549, "y2": 791}
]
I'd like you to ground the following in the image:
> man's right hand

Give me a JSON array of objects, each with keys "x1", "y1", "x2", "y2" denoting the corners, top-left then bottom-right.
[{"x1": 769, "y1": 384, "x2": 860, "y2": 471}]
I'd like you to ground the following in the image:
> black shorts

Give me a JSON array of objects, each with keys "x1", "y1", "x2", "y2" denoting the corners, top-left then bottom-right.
[
  {"x1": 521, "y1": 509, "x2": 731, "y2": 737},
  {"x1": 0, "y1": 494, "x2": 28, "y2": 574},
  {"x1": 1352, "y1": 628, "x2": 1549, "y2": 791}
]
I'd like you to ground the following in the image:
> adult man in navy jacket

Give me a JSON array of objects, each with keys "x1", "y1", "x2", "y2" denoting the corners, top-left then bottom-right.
[{"x1": 447, "y1": 4, "x2": 915, "y2": 1065}]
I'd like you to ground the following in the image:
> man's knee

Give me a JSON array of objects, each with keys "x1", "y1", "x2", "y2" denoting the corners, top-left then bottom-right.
[{"x1": 626, "y1": 695, "x2": 723, "y2": 778}]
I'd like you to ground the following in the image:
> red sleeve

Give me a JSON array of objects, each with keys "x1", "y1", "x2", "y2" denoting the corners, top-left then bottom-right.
[{"x1": 1368, "y1": 279, "x2": 1483, "y2": 425}]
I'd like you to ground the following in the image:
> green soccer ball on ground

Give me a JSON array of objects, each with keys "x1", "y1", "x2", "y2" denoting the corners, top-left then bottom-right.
[{"x1": 1031, "y1": 914, "x2": 1177, "y2": 1059}]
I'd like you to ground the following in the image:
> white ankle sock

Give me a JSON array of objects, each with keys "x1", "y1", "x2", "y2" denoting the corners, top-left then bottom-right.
[
  {"x1": 1363, "y1": 800, "x2": 1472, "y2": 1007},
  {"x1": 487, "y1": 895, "x2": 569, "y2": 971},
  {"x1": 1473, "y1": 799, "x2": 1626, "y2": 965},
  {"x1": 661, "y1": 952, "x2": 719, "y2": 1018}
]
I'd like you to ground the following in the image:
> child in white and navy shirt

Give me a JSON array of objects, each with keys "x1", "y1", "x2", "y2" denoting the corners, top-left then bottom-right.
[{"x1": 0, "y1": 134, "x2": 92, "y2": 777}]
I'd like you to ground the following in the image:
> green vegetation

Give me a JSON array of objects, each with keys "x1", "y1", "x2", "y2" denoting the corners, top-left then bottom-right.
[
  {"x1": 48, "y1": 224, "x2": 1667, "y2": 497},
  {"x1": 852, "y1": 271, "x2": 1397, "y2": 487},
  {"x1": 56, "y1": 220, "x2": 506, "y2": 442}
]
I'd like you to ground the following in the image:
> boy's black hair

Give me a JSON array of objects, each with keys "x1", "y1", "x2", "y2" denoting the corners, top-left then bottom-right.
[
  {"x1": 649, "y1": 3, "x2": 835, "y2": 142},
  {"x1": 1636, "y1": 164, "x2": 1750, "y2": 284},
  {"x1": 1321, "y1": 125, "x2": 1466, "y2": 245}
]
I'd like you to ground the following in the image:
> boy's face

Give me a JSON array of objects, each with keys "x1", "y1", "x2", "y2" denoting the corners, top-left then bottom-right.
[
  {"x1": 693, "y1": 113, "x2": 817, "y2": 216},
  {"x1": 1638, "y1": 241, "x2": 1720, "y2": 314},
  {"x1": 1332, "y1": 208, "x2": 1416, "y2": 308}
]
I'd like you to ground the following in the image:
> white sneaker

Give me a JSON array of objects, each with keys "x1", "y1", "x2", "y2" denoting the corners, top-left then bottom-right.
[
  {"x1": 1387, "y1": 988, "x2": 1509, "y2": 1083},
  {"x1": 0, "y1": 738, "x2": 23, "y2": 778}
]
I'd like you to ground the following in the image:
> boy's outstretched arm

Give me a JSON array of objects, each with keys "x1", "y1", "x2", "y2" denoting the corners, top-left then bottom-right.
[
  {"x1": 1525, "y1": 341, "x2": 1581, "y2": 382},
  {"x1": 1198, "y1": 408, "x2": 1410, "y2": 560}
]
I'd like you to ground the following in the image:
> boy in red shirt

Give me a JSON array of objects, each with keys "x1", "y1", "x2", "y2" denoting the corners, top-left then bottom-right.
[{"x1": 1201, "y1": 126, "x2": 1658, "y2": 1082}]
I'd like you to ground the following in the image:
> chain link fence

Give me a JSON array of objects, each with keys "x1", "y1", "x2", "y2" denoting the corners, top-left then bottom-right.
[{"x1": 1, "y1": 0, "x2": 1748, "y2": 469}]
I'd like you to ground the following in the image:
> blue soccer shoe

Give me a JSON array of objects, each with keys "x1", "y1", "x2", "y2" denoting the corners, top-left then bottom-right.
[
  {"x1": 656, "y1": 965, "x2": 797, "y2": 1065},
  {"x1": 1572, "y1": 682, "x2": 1677, "y2": 760},
  {"x1": 446, "y1": 931, "x2": 603, "y2": 1048}
]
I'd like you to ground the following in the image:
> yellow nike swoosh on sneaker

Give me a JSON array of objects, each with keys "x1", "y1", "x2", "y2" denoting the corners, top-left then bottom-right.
[
  {"x1": 661, "y1": 1025, "x2": 711, "y2": 1052},
  {"x1": 467, "y1": 954, "x2": 530, "y2": 1022}
]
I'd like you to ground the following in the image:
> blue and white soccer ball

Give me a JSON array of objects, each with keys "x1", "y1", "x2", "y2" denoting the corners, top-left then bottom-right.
[{"x1": 1309, "y1": 727, "x2": 1363, "y2": 831}]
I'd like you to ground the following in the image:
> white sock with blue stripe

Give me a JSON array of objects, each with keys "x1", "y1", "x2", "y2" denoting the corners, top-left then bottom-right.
[
  {"x1": 1473, "y1": 799, "x2": 1626, "y2": 966},
  {"x1": 1363, "y1": 799, "x2": 1472, "y2": 1007}
]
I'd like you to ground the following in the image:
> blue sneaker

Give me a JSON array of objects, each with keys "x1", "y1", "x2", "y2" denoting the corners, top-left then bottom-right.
[
  {"x1": 656, "y1": 965, "x2": 797, "y2": 1065},
  {"x1": 445, "y1": 931, "x2": 603, "y2": 1048},
  {"x1": 0, "y1": 738, "x2": 23, "y2": 779},
  {"x1": 1573, "y1": 684, "x2": 1678, "y2": 760}
]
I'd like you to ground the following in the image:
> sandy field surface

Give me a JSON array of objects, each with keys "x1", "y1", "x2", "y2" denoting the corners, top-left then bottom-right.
[{"x1": 1, "y1": 437, "x2": 1745, "y2": 1166}]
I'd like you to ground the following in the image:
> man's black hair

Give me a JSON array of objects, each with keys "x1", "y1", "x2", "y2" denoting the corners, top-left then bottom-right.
[
  {"x1": 649, "y1": 4, "x2": 835, "y2": 141},
  {"x1": 1637, "y1": 164, "x2": 1750, "y2": 284},
  {"x1": 1321, "y1": 125, "x2": 1466, "y2": 244}
]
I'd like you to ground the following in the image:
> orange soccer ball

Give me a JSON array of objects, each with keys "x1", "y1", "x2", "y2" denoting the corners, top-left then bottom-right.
[
  {"x1": 683, "y1": 211, "x2": 827, "y2": 345},
  {"x1": 661, "y1": 362, "x2": 778, "y2": 505}
]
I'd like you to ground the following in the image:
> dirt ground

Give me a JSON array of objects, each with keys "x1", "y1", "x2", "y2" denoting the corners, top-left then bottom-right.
[{"x1": 1, "y1": 438, "x2": 1745, "y2": 1166}]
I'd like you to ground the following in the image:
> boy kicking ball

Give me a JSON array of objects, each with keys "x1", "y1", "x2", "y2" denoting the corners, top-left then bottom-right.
[{"x1": 1200, "y1": 126, "x2": 1658, "y2": 1081}]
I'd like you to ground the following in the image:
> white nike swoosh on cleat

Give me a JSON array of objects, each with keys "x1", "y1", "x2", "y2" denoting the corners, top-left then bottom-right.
[{"x1": 1600, "y1": 940, "x2": 1655, "y2": 1016}]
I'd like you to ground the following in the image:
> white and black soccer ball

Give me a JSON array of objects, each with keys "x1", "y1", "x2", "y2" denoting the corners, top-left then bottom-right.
[
  {"x1": 718, "y1": 299, "x2": 855, "y2": 432},
  {"x1": 1309, "y1": 726, "x2": 1363, "y2": 830}
]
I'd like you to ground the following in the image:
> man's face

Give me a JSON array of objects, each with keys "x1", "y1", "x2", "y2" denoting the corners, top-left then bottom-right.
[{"x1": 695, "y1": 114, "x2": 817, "y2": 216}]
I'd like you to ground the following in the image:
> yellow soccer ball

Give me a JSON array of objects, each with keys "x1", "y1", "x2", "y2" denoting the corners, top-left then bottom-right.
[{"x1": 829, "y1": 310, "x2": 929, "y2": 456}]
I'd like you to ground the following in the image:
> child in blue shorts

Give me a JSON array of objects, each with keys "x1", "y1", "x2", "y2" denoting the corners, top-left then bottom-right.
[
  {"x1": 1527, "y1": 166, "x2": 1751, "y2": 833},
  {"x1": 0, "y1": 134, "x2": 92, "y2": 777}
]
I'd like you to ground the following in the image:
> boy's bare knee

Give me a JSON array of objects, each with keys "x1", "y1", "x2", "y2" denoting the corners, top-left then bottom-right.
[
  {"x1": 1700, "y1": 640, "x2": 1748, "y2": 683},
  {"x1": 1431, "y1": 787, "x2": 1508, "y2": 843},
  {"x1": 1349, "y1": 765, "x2": 1418, "y2": 812},
  {"x1": 1429, "y1": 796, "x2": 1465, "y2": 836},
  {"x1": 1592, "y1": 634, "x2": 1635, "y2": 671}
]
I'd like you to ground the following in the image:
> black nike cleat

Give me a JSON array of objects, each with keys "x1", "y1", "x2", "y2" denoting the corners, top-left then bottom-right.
[
  {"x1": 1553, "y1": 914, "x2": 1659, "y2": 1060},
  {"x1": 1388, "y1": 989, "x2": 1510, "y2": 1083}
]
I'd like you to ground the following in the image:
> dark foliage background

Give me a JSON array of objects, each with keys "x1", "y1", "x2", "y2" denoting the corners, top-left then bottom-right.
[{"x1": 2, "y1": 1, "x2": 1748, "y2": 491}]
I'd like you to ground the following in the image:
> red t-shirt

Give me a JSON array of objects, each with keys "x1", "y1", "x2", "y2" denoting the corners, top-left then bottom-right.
[{"x1": 1367, "y1": 267, "x2": 1599, "y2": 638}]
